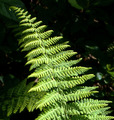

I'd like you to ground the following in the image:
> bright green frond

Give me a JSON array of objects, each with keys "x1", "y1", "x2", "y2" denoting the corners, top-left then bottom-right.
[
  {"x1": 46, "y1": 43, "x2": 70, "y2": 55},
  {"x1": 54, "y1": 66, "x2": 91, "y2": 78},
  {"x1": 22, "y1": 39, "x2": 42, "y2": 51},
  {"x1": 20, "y1": 17, "x2": 36, "y2": 23},
  {"x1": 54, "y1": 59, "x2": 82, "y2": 68},
  {"x1": 28, "y1": 79, "x2": 58, "y2": 92},
  {"x1": 51, "y1": 51, "x2": 77, "y2": 65},
  {"x1": 26, "y1": 55, "x2": 46, "y2": 65},
  {"x1": 29, "y1": 57, "x2": 50, "y2": 70},
  {"x1": 5, "y1": 6, "x2": 113, "y2": 120},
  {"x1": 25, "y1": 47, "x2": 46, "y2": 60},
  {"x1": 65, "y1": 87, "x2": 98, "y2": 102},
  {"x1": 19, "y1": 25, "x2": 46, "y2": 35},
  {"x1": 33, "y1": 21, "x2": 43, "y2": 27},
  {"x1": 16, "y1": 9, "x2": 25, "y2": 15},
  {"x1": 28, "y1": 66, "x2": 91, "y2": 78},
  {"x1": 39, "y1": 30, "x2": 54, "y2": 39},
  {"x1": 35, "y1": 92, "x2": 62, "y2": 110},
  {"x1": 88, "y1": 115, "x2": 114, "y2": 120},
  {"x1": 58, "y1": 74, "x2": 95, "y2": 89},
  {"x1": 67, "y1": 108, "x2": 80, "y2": 116},
  {"x1": 78, "y1": 102, "x2": 108, "y2": 114},
  {"x1": 36, "y1": 25, "x2": 47, "y2": 33},
  {"x1": 45, "y1": 36, "x2": 63, "y2": 46},
  {"x1": 26, "y1": 51, "x2": 77, "y2": 71},
  {"x1": 26, "y1": 44, "x2": 70, "y2": 60},
  {"x1": 19, "y1": 22, "x2": 32, "y2": 27},
  {"x1": 35, "y1": 107, "x2": 65, "y2": 120},
  {"x1": 22, "y1": 28, "x2": 36, "y2": 34},
  {"x1": 19, "y1": 30, "x2": 53, "y2": 47},
  {"x1": 28, "y1": 68, "x2": 53, "y2": 78},
  {"x1": 90, "y1": 107, "x2": 111, "y2": 115}
]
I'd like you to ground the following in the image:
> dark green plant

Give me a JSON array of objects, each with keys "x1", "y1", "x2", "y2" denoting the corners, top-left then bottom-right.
[{"x1": 0, "y1": 6, "x2": 114, "y2": 120}]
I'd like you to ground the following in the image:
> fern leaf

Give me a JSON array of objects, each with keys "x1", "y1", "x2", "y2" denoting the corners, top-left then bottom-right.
[
  {"x1": 25, "y1": 51, "x2": 77, "y2": 71},
  {"x1": 20, "y1": 17, "x2": 37, "y2": 23},
  {"x1": 28, "y1": 79, "x2": 58, "y2": 92},
  {"x1": 51, "y1": 51, "x2": 77, "y2": 64},
  {"x1": 21, "y1": 39, "x2": 42, "y2": 50},
  {"x1": 45, "y1": 36, "x2": 63, "y2": 46},
  {"x1": 90, "y1": 107, "x2": 111, "y2": 115},
  {"x1": 19, "y1": 96, "x2": 29, "y2": 112},
  {"x1": 6, "y1": 6, "x2": 114, "y2": 120},
  {"x1": 58, "y1": 74, "x2": 95, "y2": 89},
  {"x1": 79, "y1": 102, "x2": 108, "y2": 114},
  {"x1": 22, "y1": 28, "x2": 36, "y2": 34},
  {"x1": 1, "y1": 80, "x2": 40, "y2": 115},
  {"x1": 21, "y1": 25, "x2": 47, "y2": 35},
  {"x1": 39, "y1": 30, "x2": 53, "y2": 39},
  {"x1": 46, "y1": 42, "x2": 70, "y2": 55},
  {"x1": 36, "y1": 25, "x2": 47, "y2": 33},
  {"x1": 13, "y1": 96, "x2": 23, "y2": 114},
  {"x1": 54, "y1": 59, "x2": 82, "y2": 68},
  {"x1": 28, "y1": 56, "x2": 49, "y2": 70},
  {"x1": 88, "y1": 115, "x2": 114, "y2": 120},
  {"x1": 19, "y1": 22, "x2": 32, "y2": 27},
  {"x1": 19, "y1": 30, "x2": 53, "y2": 47},
  {"x1": 35, "y1": 107, "x2": 65, "y2": 120},
  {"x1": 25, "y1": 44, "x2": 70, "y2": 60},
  {"x1": 35, "y1": 92, "x2": 62, "y2": 110},
  {"x1": 16, "y1": 9, "x2": 25, "y2": 15},
  {"x1": 26, "y1": 97, "x2": 35, "y2": 112},
  {"x1": 54, "y1": 66, "x2": 91, "y2": 78},
  {"x1": 28, "y1": 66, "x2": 91, "y2": 78},
  {"x1": 33, "y1": 21, "x2": 43, "y2": 27},
  {"x1": 67, "y1": 108, "x2": 80, "y2": 116},
  {"x1": 65, "y1": 87, "x2": 98, "y2": 102}
]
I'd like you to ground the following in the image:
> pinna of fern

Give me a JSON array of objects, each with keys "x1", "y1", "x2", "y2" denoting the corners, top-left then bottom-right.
[{"x1": 1, "y1": 6, "x2": 113, "y2": 120}]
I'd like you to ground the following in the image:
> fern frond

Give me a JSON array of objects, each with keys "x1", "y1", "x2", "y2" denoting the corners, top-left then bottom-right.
[
  {"x1": 5, "y1": 6, "x2": 113, "y2": 120},
  {"x1": 36, "y1": 25, "x2": 47, "y2": 33},
  {"x1": 20, "y1": 17, "x2": 37, "y2": 23},
  {"x1": 53, "y1": 66, "x2": 91, "y2": 78},
  {"x1": 78, "y1": 102, "x2": 108, "y2": 114},
  {"x1": 45, "y1": 36, "x2": 63, "y2": 46},
  {"x1": 25, "y1": 44, "x2": 70, "y2": 60},
  {"x1": 33, "y1": 21, "x2": 43, "y2": 27},
  {"x1": 35, "y1": 107, "x2": 65, "y2": 120},
  {"x1": 54, "y1": 59, "x2": 82, "y2": 68},
  {"x1": 1, "y1": 80, "x2": 42, "y2": 116},
  {"x1": 35, "y1": 91, "x2": 63, "y2": 110},
  {"x1": 65, "y1": 87, "x2": 98, "y2": 102},
  {"x1": 19, "y1": 25, "x2": 47, "y2": 36},
  {"x1": 22, "y1": 39, "x2": 42, "y2": 51},
  {"x1": 28, "y1": 74, "x2": 94, "y2": 92},
  {"x1": 88, "y1": 115, "x2": 114, "y2": 120},
  {"x1": 28, "y1": 66, "x2": 91, "y2": 78},
  {"x1": 90, "y1": 107, "x2": 112, "y2": 115},
  {"x1": 26, "y1": 51, "x2": 77, "y2": 71},
  {"x1": 22, "y1": 27, "x2": 36, "y2": 34},
  {"x1": 51, "y1": 51, "x2": 77, "y2": 65},
  {"x1": 58, "y1": 74, "x2": 95, "y2": 89},
  {"x1": 18, "y1": 30, "x2": 54, "y2": 48},
  {"x1": 46, "y1": 43, "x2": 70, "y2": 56},
  {"x1": 28, "y1": 79, "x2": 58, "y2": 92},
  {"x1": 67, "y1": 108, "x2": 80, "y2": 116}
]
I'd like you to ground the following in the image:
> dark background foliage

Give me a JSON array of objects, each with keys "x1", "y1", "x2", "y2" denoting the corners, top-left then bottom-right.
[{"x1": 0, "y1": 0, "x2": 114, "y2": 119}]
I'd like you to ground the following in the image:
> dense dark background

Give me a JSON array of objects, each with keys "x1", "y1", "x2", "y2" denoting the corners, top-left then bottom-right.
[{"x1": 0, "y1": 0, "x2": 114, "y2": 119}]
